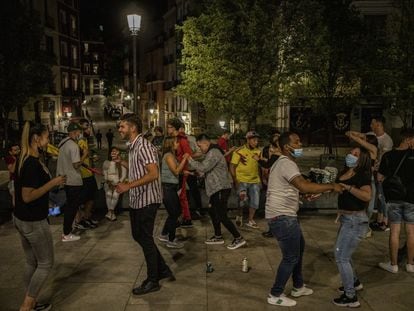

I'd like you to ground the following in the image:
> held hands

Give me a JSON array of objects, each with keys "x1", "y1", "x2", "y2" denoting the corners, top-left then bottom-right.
[
  {"x1": 332, "y1": 183, "x2": 344, "y2": 193},
  {"x1": 182, "y1": 153, "x2": 191, "y2": 161},
  {"x1": 116, "y1": 182, "x2": 130, "y2": 194},
  {"x1": 339, "y1": 183, "x2": 354, "y2": 192}
]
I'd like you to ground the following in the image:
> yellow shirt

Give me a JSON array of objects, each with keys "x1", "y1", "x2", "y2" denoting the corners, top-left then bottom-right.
[
  {"x1": 231, "y1": 145, "x2": 261, "y2": 183},
  {"x1": 78, "y1": 138, "x2": 93, "y2": 178}
]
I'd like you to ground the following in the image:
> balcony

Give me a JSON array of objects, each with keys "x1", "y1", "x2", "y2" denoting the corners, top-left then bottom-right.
[{"x1": 163, "y1": 80, "x2": 179, "y2": 90}]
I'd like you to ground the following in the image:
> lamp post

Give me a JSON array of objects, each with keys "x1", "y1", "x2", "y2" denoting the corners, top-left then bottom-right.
[
  {"x1": 219, "y1": 120, "x2": 225, "y2": 128},
  {"x1": 127, "y1": 14, "x2": 142, "y2": 114}
]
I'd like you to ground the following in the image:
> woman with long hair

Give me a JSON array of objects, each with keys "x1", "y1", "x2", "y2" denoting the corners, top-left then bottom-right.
[
  {"x1": 332, "y1": 146, "x2": 372, "y2": 308},
  {"x1": 102, "y1": 147, "x2": 127, "y2": 221},
  {"x1": 14, "y1": 122, "x2": 66, "y2": 311},
  {"x1": 158, "y1": 136, "x2": 189, "y2": 248}
]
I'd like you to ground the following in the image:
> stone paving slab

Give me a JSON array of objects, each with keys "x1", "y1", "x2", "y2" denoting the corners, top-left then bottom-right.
[{"x1": 0, "y1": 211, "x2": 413, "y2": 311}]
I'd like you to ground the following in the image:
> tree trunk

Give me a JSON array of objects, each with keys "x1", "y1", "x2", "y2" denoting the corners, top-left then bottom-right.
[{"x1": 34, "y1": 101, "x2": 41, "y2": 123}]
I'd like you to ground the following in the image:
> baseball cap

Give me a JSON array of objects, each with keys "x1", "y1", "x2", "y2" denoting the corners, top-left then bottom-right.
[
  {"x1": 67, "y1": 122, "x2": 82, "y2": 132},
  {"x1": 246, "y1": 131, "x2": 260, "y2": 139}
]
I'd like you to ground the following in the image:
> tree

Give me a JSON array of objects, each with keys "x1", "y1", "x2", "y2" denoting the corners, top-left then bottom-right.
[
  {"x1": 103, "y1": 48, "x2": 125, "y2": 97},
  {"x1": 0, "y1": 2, "x2": 53, "y2": 143},
  {"x1": 379, "y1": 0, "x2": 414, "y2": 128},
  {"x1": 282, "y1": 0, "x2": 370, "y2": 152},
  {"x1": 176, "y1": 0, "x2": 283, "y2": 129}
]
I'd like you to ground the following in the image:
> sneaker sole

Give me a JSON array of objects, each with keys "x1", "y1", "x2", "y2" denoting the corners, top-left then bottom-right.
[
  {"x1": 62, "y1": 238, "x2": 80, "y2": 242},
  {"x1": 227, "y1": 240, "x2": 247, "y2": 250},
  {"x1": 205, "y1": 241, "x2": 225, "y2": 245},
  {"x1": 267, "y1": 298, "x2": 297, "y2": 307},
  {"x1": 332, "y1": 301, "x2": 360, "y2": 308},
  {"x1": 158, "y1": 237, "x2": 169, "y2": 242},
  {"x1": 291, "y1": 290, "x2": 313, "y2": 298},
  {"x1": 166, "y1": 244, "x2": 184, "y2": 249}
]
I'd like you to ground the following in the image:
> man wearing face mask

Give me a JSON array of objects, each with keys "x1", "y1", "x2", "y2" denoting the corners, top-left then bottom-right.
[
  {"x1": 266, "y1": 131, "x2": 343, "y2": 307},
  {"x1": 57, "y1": 122, "x2": 83, "y2": 242}
]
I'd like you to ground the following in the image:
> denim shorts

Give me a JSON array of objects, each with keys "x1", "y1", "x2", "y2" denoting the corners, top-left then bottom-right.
[
  {"x1": 238, "y1": 182, "x2": 261, "y2": 209},
  {"x1": 388, "y1": 202, "x2": 414, "y2": 224}
]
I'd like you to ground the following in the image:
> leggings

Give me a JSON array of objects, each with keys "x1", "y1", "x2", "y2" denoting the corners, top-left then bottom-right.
[
  {"x1": 14, "y1": 216, "x2": 54, "y2": 298},
  {"x1": 104, "y1": 183, "x2": 120, "y2": 210}
]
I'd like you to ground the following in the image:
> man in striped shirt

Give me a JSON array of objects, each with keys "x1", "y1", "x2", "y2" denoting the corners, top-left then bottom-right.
[{"x1": 116, "y1": 113, "x2": 174, "y2": 295}]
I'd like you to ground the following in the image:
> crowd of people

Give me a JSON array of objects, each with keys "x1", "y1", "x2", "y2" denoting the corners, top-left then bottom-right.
[{"x1": 5, "y1": 113, "x2": 414, "y2": 310}]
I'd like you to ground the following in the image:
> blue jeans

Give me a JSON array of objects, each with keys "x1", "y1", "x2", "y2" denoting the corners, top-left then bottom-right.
[
  {"x1": 375, "y1": 181, "x2": 388, "y2": 217},
  {"x1": 268, "y1": 216, "x2": 304, "y2": 296},
  {"x1": 335, "y1": 213, "x2": 368, "y2": 297}
]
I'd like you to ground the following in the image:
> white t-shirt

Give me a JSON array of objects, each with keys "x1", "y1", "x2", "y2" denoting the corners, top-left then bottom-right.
[
  {"x1": 265, "y1": 156, "x2": 301, "y2": 219},
  {"x1": 376, "y1": 133, "x2": 393, "y2": 157},
  {"x1": 56, "y1": 138, "x2": 82, "y2": 186}
]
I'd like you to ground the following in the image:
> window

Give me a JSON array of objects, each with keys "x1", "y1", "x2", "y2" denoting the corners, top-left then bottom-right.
[
  {"x1": 83, "y1": 43, "x2": 89, "y2": 54},
  {"x1": 71, "y1": 45, "x2": 78, "y2": 66},
  {"x1": 72, "y1": 74, "x2": 78, "y2": 91},
  {"x1": 62, "y1": 72, "x2": 69, "y2": 89},
  {"x1": 92, "y1": 64, "x2": 99, "y2": 74},
  {"x1": 60, "y1": 41, "x2": 68, "y2": 58},
  {"x1": 59, "y1": 9, "x2": 66, "y2": 24},
  {"x1": 45, "y1": 36, "x2": 54, "y2": 56},
  {"x1": 84, "y1": 64, "x2": 90, "y2": 74},
  {"x1": 70, "y1": 15, "x2": 77, "y2": 36}
]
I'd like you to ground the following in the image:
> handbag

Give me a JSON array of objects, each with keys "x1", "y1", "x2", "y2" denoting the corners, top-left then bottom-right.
[{"x1": 382, "y1": 151, "x2": 408, "y2": 202}]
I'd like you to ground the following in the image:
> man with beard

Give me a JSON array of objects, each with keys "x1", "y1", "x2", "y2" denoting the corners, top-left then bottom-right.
[
  {"x1": 5, "y1": 143, "x2": 20, "y2": 207},
  {"x1": 116, "y1": 113, "x2": 174, "y2": 295}
]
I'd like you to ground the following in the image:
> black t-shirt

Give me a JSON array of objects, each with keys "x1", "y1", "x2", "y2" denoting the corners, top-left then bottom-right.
[
  {"x1": 337, "y1": 171, "x2": 371, "y2": 211},
  {"x1": 14, "y1": 156, "x2": 51, "y2": 221},
  {"x1": 379, "y1": 149, "x2": 414, "y2": 203}
]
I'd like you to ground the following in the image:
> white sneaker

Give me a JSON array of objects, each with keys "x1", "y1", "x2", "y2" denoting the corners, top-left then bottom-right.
[
  {"x1": 62, "y1": 233, "x2": 80, "y2": 242},
  {"x1": 378, "y1": 262, "x2": 398, "y2": 273},
  {"x1": 158, "y1": 234, "x2": 169, "y2": 242},
  {"x1": 267, "y1": 293, "x2": 297, "y2": 307},
  {"x1": 110, "y1": 213, "x2": 117, "y2": 221},
  {"x1": 166, "y1": 240, "x2": 184, "y2": 249},
  {"x1": 246, "y1": 220, "x2": 259, "y2": 229},
  {"x1": 105, "y1": 211, "x2": 111, "y2": 220},
  {"x1": 406, "y1": 263, "x2": 414, "y2": 273},
  {"x1": 290, "y1": 285, "x2": 313, "y2": 298}
]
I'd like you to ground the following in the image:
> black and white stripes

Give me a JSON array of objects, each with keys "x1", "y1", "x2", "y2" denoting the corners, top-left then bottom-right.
[{"x1": 128, "y1": 135, "x2": 162, "y2": 209}]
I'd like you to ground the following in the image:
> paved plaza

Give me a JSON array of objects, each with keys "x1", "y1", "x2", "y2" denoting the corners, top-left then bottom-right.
[{"x1": 0, "y1": 209, "x2": 413, "y2": 311}]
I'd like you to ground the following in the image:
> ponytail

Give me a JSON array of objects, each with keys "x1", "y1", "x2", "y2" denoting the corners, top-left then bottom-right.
[{"x1": 17, "y1": 121, "x2": 48, "y2": 176}]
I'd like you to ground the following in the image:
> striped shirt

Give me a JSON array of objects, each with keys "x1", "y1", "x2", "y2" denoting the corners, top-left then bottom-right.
[{"x1": 127, "y1": 134, "x2": 162, "y2": 209}]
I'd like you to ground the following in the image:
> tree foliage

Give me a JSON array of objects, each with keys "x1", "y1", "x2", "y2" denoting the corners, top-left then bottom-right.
[
  {"x1": 282, "y1": 0, "x2": 368, "y2": 112},
  {"x1": 176, "y1": 0, "x2": 283, "y2": 129},
  {"x1": 380, "y1": 0, "x2": 414, "y2": 128},
  {"x1": 0, "y1": 1, "x2": 53, "y2": 135}
]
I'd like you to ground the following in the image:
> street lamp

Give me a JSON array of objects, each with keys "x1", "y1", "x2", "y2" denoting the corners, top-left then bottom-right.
[
  {"x1": 127, "y1": 14, "x2": 142, "y2": 114},
  {"x1": 219, "y1": 120, "x2": 225, "y2": 128},
  {"x1": 149, "y1": 108, "x2": 154, "y2": 114},
  {"x1": 181, "y1": 115, "x2": 187, "y2": 122}
]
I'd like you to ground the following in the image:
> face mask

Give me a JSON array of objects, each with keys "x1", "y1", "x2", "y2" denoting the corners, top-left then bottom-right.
[
  {"x1": 345, "y1": 153, "x2": 358, "y2": 168},
  {"x1": 289, "y1": 146, "x2": 303, "y2": 158}
]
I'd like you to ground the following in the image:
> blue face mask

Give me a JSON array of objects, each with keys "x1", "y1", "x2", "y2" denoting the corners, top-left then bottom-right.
[
  {"x1": 290, "y1": 147, "x2": 303, "y2": 158},
  {"x1": 345, "y1": 153, "x2": 358, "y2": 168}
]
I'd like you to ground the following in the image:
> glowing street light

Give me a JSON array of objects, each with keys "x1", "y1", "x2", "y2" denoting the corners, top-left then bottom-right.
[{"x1": 127, "y1": 14, "x2": 142, "y2": 114}]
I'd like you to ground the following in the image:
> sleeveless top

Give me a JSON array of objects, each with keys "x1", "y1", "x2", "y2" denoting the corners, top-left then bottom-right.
[{"x1": 161, "y1": 153, "x2": 179, "y2": 184}]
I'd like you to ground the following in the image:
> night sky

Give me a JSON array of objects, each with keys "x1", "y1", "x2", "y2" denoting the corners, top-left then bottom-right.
[{"x1": 80, "y1": 0, "x2": 165, "y2": 43}]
